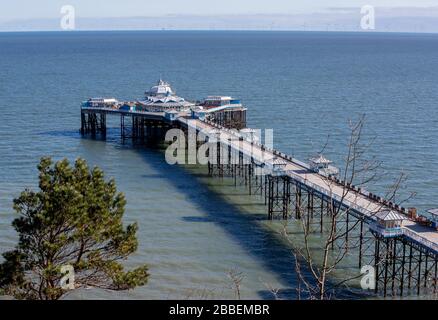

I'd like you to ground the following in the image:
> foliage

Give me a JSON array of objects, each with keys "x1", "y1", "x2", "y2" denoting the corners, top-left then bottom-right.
[{"x1": 0, "y1": 157, "x2": 149, "y2": 299}]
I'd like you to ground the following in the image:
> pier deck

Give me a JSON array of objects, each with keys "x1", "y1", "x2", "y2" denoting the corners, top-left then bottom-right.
[
  {"x1": 81, "y1": 103, "x2": 438, "y2": 297},
  {"x1": 180, "y1": 117, "x2": 438, "y2": 254}
]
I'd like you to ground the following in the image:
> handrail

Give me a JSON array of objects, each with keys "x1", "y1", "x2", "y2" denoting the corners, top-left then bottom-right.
[
  {"x1": 83, "y1": 113, "x2": 438, "y2": 253},
  {"x1": 192, "y1": 121, "x2": 438, "y2": 252},
  {"x1": 402, "y1": 228, "x2": 438, "y2": 253},
  {"x1": 81, "y1": 106, "x2": 164, "y2": 116}
]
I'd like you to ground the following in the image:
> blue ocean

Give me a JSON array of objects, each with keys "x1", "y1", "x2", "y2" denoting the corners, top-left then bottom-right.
[{"x1": 1, "y1": 31, "x2": 437, "y2": 299}]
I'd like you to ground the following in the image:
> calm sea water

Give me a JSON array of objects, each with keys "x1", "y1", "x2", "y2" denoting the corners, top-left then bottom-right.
[{"x1": 1, "y1": 31, "x2": 438, "y2": 299}]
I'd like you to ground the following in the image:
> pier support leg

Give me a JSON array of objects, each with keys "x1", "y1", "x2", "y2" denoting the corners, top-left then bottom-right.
[
  {"x1": 121, "y1": 115, "x2": 125, "y2": 142},
  {"x1": 408, "y1": 245, "x2": 413, "y2": 290},
  {"x1": 374, "y1": 238, "x2": 380, "y2": 294},
  {"x1": 435, "y1": 258, "x2": 437, "y2": 294},
  {"x1": 295, "y1": 185, "x2": 302, "y2": 219},
  {"x1": 81, "y1": 112, "x2": 86, "y2": 135},
  {"x1": 358, "y1": 220, "x2": 364, "y2": 268},
  {"x1": 320, "y1": 197, "x2": 324, "y2": 233},
  {"x1": 266, "y1": 175, "x2": 290, "y2": 220},
  {"x1": 424, "y1": 254, "x2": 429, "y2": 289},
  {"x1": 345, "y1": 212, "x2": 349, "y2": 249},
  {"x1": 400, "y1": 241, "x2": 406, "y2": 296},
  {"x1": 283, "y1": 177, "x2": 290, "y2": 220},
  {"x1": 268, "y1": 176, "x2": 274, "y2": 220},
  {"x1": 391, "y1": 238, "x2": 397, "y2": 295},
  {"x1": 80, "y1": 111, "x2": 106, "y2": 138},
  {"x1": 417, "y1": 251, "x2": 423, "y2": 295},
  {"x1": 100, "y1": 113, "x2": 106, "y2": 138},
  {"x1": 383, "y1": 239, "x2": 389, "y2": 297}
]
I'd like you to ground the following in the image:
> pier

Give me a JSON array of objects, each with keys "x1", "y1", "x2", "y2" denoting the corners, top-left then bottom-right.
[{"x1": 80, "y1": 80, "x2": 438, "y2": 297}]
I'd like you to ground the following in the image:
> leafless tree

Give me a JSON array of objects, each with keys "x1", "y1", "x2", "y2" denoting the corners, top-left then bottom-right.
[
  {"x1": 280, "y1": 114, "x2": 414, "y2": 299},
  {"x1": 259, "y1": 278, "x2": 280, "y2": 300},
  {"x1": 227, "y1": 268, "x2": 244, "y2": 300}
]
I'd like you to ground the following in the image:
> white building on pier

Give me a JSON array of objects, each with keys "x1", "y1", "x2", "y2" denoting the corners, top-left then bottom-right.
[{"x1": 136, "y1": 79, "x2": 195, "y2": 112}]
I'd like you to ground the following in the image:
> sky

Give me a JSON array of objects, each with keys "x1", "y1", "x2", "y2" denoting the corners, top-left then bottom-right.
[
  {"x1": 2, "y1": 0, "x2": 438, "y2": 20},
  {"x1": 1, "y1": 0, "x2": 438, "y2": 32}
]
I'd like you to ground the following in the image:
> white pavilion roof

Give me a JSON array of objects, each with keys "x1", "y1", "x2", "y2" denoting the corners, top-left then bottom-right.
[
  {"x1": 375, "y1": 209, "x2": 406, "y2": 221},
  {"x1": 147, "y1": 79, "x2": 174, "y2": 96},
  {"x1": 139, "y1": 79, "x2": 195, "y2": 109}
]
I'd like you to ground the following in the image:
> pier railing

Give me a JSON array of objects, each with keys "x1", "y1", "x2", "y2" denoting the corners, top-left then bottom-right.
[
  {"x1": 81, "y1": 108, "x2": 438, "y2": 255},
  {"x1": 403, "y1": 228, "x2": 438, "y2": 253},
  {"x1": 81, "y1": 101, "x2": 438, "y2": 297},
  {"x1": 192, "y1": 118, "x2": 438, "y2": 253}
]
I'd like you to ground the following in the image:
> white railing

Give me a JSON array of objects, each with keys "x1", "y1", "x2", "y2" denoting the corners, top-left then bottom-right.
[
  {"x1": 402, "y1": 228, "x2": 438, "y2": 253},
  {"x1": 143, "y1": 118, "x2": 438, "y2": 254},
  {"x1": 191, "y1": 120, "x2": 377, "y2": 217},
  {"x1": 81, "y1": 106, "x2": 164, "y2": 117},
  {"x1": 174, "y1": 120, "x2": 438, "y2": 249}
]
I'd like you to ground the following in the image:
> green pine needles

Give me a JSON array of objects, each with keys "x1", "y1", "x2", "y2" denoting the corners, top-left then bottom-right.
[{"x1": 0, "y1": 157, "x2": 149, "y2": 300}]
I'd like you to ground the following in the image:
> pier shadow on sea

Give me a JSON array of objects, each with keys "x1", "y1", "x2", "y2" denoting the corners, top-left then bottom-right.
[
  {"x1": 39, "y1": 129, "x2": 85, "y2": 139},
  {"x1": 63, "y1": 130, "x2": 365, "y2": 300},
  {"x1": 132, "y1": 146, "x2": 302, "y2": 299},
  {"x1": 39, "y1": 128, "x2": 120, "y2": 142},
  {"x1": 120, "y1": 142, "x2": 365, "y2": 299}
]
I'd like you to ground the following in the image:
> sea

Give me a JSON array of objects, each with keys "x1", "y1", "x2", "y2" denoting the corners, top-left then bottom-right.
[{"x1": 1, "y1": 30, "x2": 438, "y2": 299}]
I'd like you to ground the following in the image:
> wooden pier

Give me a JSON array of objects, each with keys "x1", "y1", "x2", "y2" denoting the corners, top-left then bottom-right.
[{"x1": 81, "y1": 105, "x2": 438, "y2": 298}]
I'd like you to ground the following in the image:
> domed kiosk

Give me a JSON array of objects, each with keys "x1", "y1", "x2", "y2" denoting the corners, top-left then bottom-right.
[{"x1": 136, "y1": 79, "x2": 195, "y2": 112}]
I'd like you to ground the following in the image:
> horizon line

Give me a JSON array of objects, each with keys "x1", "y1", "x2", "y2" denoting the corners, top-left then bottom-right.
[{"x1": 1, "y1": 29, "x2": 438, "y2": 35}]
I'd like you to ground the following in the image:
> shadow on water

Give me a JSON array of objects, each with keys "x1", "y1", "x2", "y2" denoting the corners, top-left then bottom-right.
[
  {"x1": 131, "y1": 144, "x2": 303, "y2": 299},
  {"x1": 39, "y1": 128, "x2": 121, "y2": 140},
  {"x1": 182, "y1": 216, "x2": 216, "y2": 223},
  {"x1": 39, "y1": 129, "x2": 84, "y2": 139},
  {"x1": 141, "y1": 174, "x2": 167, "y2": 179},
  {"x1": 47, "y1": 129, "x2": 364, "y2": 299},
  {"x1": 129, "y1": 141, "x2": 366, "y2": 300}
]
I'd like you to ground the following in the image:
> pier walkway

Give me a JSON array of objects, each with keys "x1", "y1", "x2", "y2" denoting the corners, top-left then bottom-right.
[
  {"x1": 81, "y1": 102, "x2": 438, "y2": 297},
  {"x1": 179, "y1": 117, "x2": 438, "y2": 255}
]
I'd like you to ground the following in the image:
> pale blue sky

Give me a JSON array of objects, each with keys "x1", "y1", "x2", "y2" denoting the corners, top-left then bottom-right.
[{"x1": 1, "y1": 0, "x2": 438, "y2": 21}]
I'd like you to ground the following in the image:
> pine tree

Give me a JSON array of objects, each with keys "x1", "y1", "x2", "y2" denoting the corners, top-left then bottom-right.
[{"x1": 0, "y1": 157, "x2": 149, "y2": 300}]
